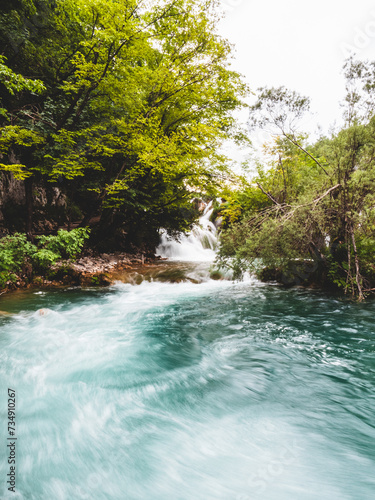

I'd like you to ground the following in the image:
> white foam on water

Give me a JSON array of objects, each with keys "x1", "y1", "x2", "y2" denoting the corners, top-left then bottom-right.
[{"x1": 156, "y1": 202, "x2": 218, "y2": 262}]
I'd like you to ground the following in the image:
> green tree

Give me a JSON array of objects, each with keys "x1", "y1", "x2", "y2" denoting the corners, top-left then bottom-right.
[
  {"x1": 219, "y1": 69, "x2": 375, "y2": 300},
  {"x1": 0, "y1": 0, "x2": 248, "y2": 249}
]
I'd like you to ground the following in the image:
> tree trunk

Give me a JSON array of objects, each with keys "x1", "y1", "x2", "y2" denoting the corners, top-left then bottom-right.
[
  {"x1": 349, "y1": 223, "x2": 364, "y2": 301},
  {"x1": 345, "y1": 232, "x2": 352, "y2": 295}
]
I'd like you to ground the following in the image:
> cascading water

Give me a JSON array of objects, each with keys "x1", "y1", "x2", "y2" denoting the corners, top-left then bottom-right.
[{"x1": 156, "y1": 201, "x2": 218, "y2": 262}]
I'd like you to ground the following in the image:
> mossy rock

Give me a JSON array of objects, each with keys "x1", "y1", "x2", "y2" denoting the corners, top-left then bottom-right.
[
  {"x1": 210, "y1": 270, "x2": 223, "y2": 281},
  {"x1": 154, "y1": 268, "x2": 187, "y2": 283},
  {"x1": 80, "y1": 273, "x2": 112, "y2": 287}
]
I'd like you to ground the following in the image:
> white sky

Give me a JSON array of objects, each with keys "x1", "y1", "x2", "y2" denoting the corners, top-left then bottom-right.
[{"x1": 217, "y1": 0, "x2": 375, "y2": 164}]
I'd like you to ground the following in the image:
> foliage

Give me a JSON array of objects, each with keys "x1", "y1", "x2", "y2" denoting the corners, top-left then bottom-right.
[
  {"x1": 219, "y1": 66, "x2": 375, "y2": 299},
  {"x1": 37, "y1": 227, "x2": 90, "y2": 259},
  {"x1": 0, "y1": 0, "x2": 248, "y2": 248},
  {"x1": 0, "y1": 55, "x2": 45, "y2": 97},
  {"x1": 0, "y1": 228, "x2": 90, "y2": 285},
  {"x1": 32, "y1": 248, "x2": 60, "y2": 270},
  {"x1": 214, "y1": 182, "x2": 270, "y2": 228},
  {"x1": 0, "y1": 232, "x2": 36, "y2": 287},
  {"x1": 249, "y1": 86, "x2": 310, "y2": 135},
  {"x1": 0, "y1": 233, "x2": 37, "y2": 272}
]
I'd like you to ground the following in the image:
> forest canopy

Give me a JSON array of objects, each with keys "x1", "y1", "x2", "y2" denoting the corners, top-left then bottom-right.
[{"x1": 0, "y1": 0, "x2": 248, "y2": 250}]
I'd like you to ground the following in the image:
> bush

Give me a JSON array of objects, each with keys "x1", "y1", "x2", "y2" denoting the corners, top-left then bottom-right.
[
  {"x1": 36, "y1": 227, "x2": 90, "y2": 259},
  {"x1": 32, "y1": 249, "x2": 60, "y2": 271},
  {"x1": 0, "y1": 271, "x2": 18, "y2": 289},
  {"x1": 0, "y1": 233, "x2": 37, "y2": 273},
  {"x1": 0, "y1": 228, "x2": 91, "y2": 288}
]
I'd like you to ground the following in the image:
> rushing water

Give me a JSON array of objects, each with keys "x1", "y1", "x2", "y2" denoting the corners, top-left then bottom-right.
[
  {"x1": 1, "y1": 213, "x2": 375, "y2": 499},
  {"x1": 156, "y1": 202, "x2": 218, "y2": 262},
  {"x1": 0, "y1": 271, "x2": 375, "y2": 500}
]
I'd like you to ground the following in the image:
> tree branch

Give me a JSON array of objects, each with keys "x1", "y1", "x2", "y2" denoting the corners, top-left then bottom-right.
[
  {"x1": 256, "y1": 182, "x2": 284, "y2": 210},
  {"x1": 284, "y1": 132, "x2": 330, "y2": 177}
]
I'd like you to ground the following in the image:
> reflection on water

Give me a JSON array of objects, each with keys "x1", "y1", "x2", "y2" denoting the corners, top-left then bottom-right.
[{"x1": 0, "y1": 269, "x2": 375, "y2": 499}]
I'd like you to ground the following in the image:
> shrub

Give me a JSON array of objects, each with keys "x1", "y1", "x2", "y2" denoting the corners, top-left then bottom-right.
[
  {"x1": 0, "y1": 228, "x2": 91, "y2": 288},
  {"x1": 0, "y1": 233, "x2": 37, "y2": 272},
  {"x1": 32, "y1": 249, "x2": 60, "y2": 271},
  {"x1": 36, "y1": 227, "x2": 90, "y2": 259},
  {"x1": 0, "y1": 271, "x2": 18, "y2": 289}
]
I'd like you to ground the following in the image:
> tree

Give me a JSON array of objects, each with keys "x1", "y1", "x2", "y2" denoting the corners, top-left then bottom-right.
[
  {"x1": 219, "y1": 68, "x2": 375, "y2": 300},
  {"x1": 0, "y1": 0, "x2": 248, "y2": 249}
]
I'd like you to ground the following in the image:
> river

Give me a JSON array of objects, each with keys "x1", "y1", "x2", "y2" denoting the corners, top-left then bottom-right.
[{"x1": 0, "y1": 212, "x2": 375, "y2": 499}]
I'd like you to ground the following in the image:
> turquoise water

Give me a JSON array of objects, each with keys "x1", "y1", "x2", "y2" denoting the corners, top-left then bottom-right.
[{"x1": 0, "y1": 271, "x2": 375, "y2": 499}]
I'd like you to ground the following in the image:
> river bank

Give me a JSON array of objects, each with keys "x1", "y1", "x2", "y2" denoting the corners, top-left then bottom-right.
[
  {"x1": 0, "y1": 202, "x2": 219, "y2": 297},
  {"x1": 0, "y1": 252, "x2": 161, "y2": 296}
]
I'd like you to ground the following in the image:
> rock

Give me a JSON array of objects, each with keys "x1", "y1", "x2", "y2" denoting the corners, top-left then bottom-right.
[
  {"x1": 0, "y1": 310, "x2": 12, "y2": 316},
  {"x1": 80, "y1": 272, "x2": 112, "y2": 287},
  {"x1": 214, "y1": 217, "x2": 223, "y2": 229}
]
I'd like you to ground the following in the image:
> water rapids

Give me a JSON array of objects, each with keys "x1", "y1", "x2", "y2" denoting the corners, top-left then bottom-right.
[{"x1": 0, "y1": 210, "x2": 374, "y2": 499}]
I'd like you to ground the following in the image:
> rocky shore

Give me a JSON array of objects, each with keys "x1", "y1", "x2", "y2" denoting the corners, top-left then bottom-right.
[
  {"x1": 71, "y1": 252, "x2": 149, "y2": 275},
  {"x1": 0, "y1": 252, "x2": 159, "y2": 295}
]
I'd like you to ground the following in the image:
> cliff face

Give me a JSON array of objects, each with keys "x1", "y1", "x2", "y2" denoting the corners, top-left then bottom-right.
[
  {"x1": 0, "y1": 173, "x2": 66, "y2": 235},
  {"x1": 0, "y1": 172, "x2": 25, "y2": 206}
]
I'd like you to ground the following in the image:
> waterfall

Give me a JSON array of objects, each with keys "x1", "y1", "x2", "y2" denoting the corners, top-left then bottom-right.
[{"x1": 156, "y1": 202, "x2": 218, "y2": 262}]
